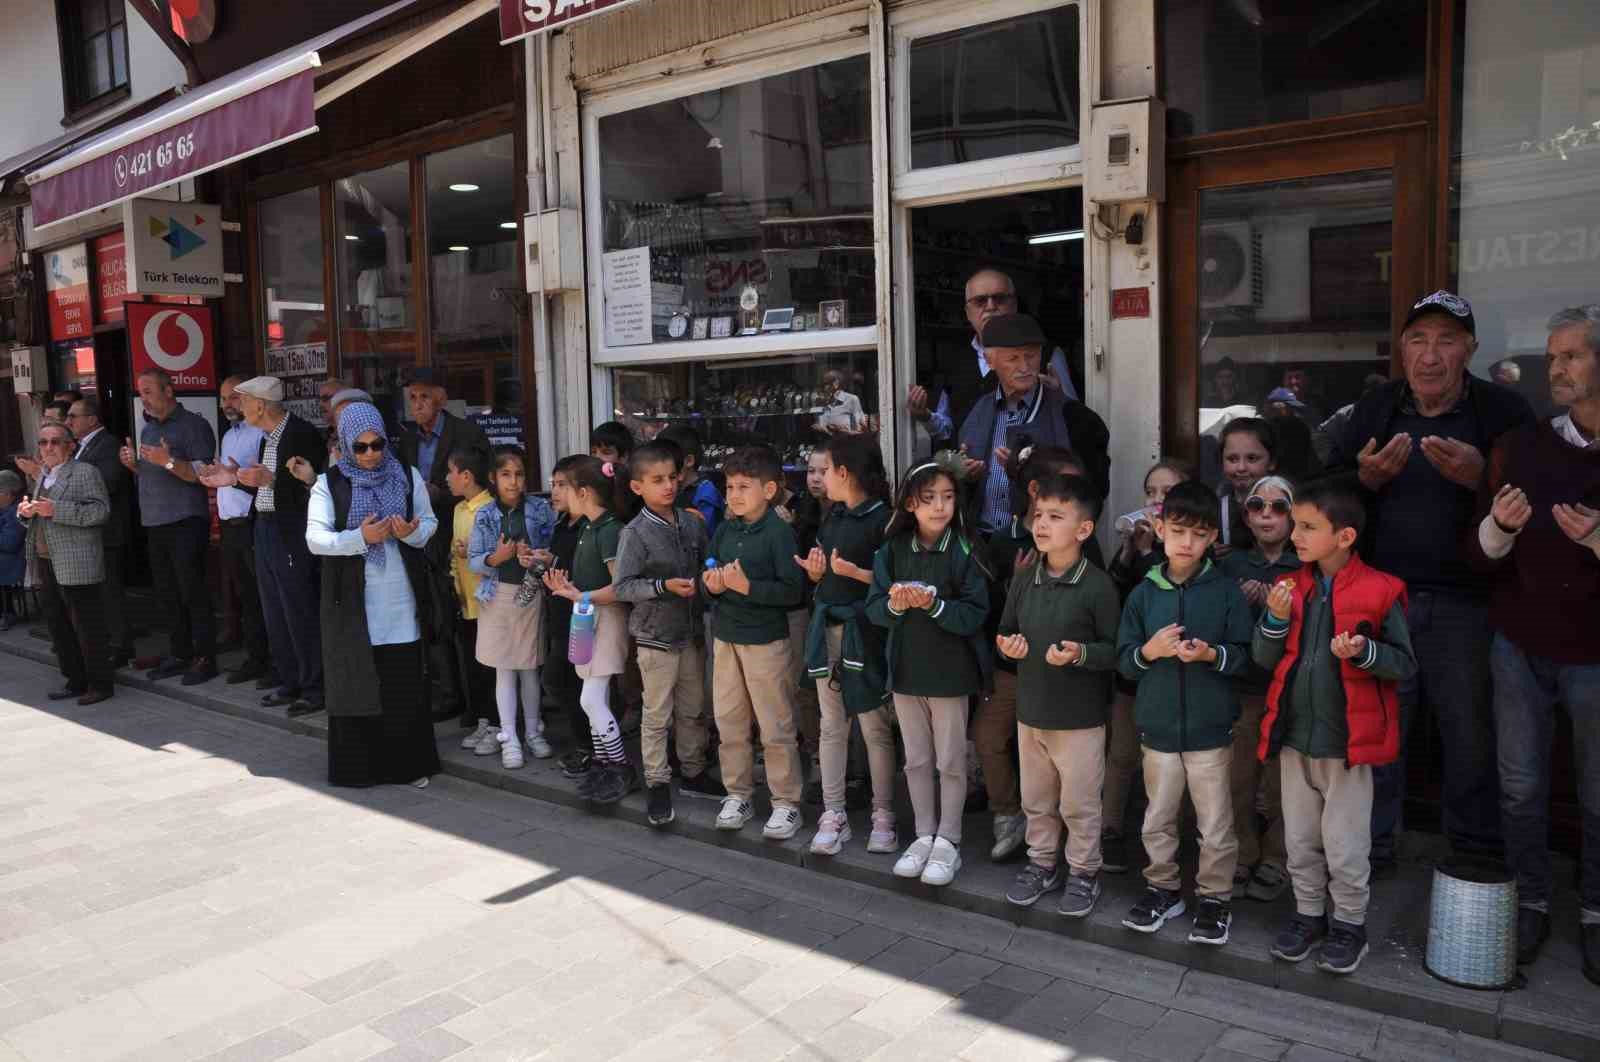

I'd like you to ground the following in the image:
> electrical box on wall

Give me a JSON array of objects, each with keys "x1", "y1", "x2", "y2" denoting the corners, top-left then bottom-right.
[
  {"x1": 524, "y1": 208, "x2": 582, "y2": 294},
  {"x1": 1087, "y1": 99, "x2": 1166, "y2": 204},
  {"x1": 10, "y1": 346, "x2": 46, "y2": 393}
]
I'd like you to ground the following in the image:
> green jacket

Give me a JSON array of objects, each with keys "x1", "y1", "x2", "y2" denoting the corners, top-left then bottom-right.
[
  {"x1": 865, "y1": 528, "x2": 992, "y2": 697},
  {"x1": 801, "y1": 600, "x2": 890, "y2": 715},
  {"x1": 997, "y1": 554, "x2": 1121, "y2": 730},
  {"x1": 1218, "y1": 546, "x2": 1301, "y2": 695},
  {"x1": 1116, "y1": 559, "x2": 1254, "y2": 752},
  {"x1": 706, "y1": 507, "x2": 803, "y2": 644}
]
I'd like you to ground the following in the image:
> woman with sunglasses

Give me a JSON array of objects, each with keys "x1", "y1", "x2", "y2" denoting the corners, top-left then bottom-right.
[
  {"x1": 1219, "y1": 475, "x2": 1299, "y2": 904},
  {"x1": 306, "y1": 402, "x2": 440, "y2": 788}
]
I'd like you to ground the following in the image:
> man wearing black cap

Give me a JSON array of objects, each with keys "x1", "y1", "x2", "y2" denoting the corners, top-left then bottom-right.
[
  {"x1": 955, "y1": 312, "x2": 1109, "y2": 534},
  {"x1": 1327, "y1": 290, "x2": 1535, "y2": 871},
  {"x1": 397, "y1": 368, "x2": 490, "y2": 719}
]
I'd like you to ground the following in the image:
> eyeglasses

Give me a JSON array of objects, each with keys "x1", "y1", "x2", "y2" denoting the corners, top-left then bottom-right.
[
  {"x1": 37, "y1": 437, "x2": 71, "y2": 447},
  {"x1": 965, "y1": 292, "x2": 1016, "y2": 309},
  {"x1": 349, "y1": 438, "x2": 387, "y2": 455},
  {"x1": 1245, "y1": 496, "x2": 1291, "y2": 515}
]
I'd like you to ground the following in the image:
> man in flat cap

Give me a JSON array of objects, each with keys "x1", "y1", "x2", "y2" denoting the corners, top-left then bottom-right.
[
  {"x1": 211, "y1": 375, "x2": 329, "y2": 716},
  {"x1": 955, "y1": 313, "x2": 1110, "y2": 535}
]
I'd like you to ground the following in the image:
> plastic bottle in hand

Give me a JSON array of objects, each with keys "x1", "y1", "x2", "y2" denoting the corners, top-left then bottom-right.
[{"x1": 568, "y1": 592, "x2": 596, "y2": 666}]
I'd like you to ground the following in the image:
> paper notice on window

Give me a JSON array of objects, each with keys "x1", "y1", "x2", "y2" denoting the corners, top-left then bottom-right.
[{"x1": 602, "y1": 247, "x2": 652, "y2": 347}]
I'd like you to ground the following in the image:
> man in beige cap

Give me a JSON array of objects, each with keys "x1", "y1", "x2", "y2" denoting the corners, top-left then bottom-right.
[{"x1": 204, "y1": 375, "x2": 329, "y2": 715}]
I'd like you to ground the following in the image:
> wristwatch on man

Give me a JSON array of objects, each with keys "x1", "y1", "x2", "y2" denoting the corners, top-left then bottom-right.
[{"x1": 164, "y1": 459, "x2": 175, "y2": 471}]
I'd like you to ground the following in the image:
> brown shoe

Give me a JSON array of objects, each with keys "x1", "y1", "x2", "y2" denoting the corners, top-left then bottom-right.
[{"x1": 77, "y1": 689, "x2": 112, "y2": 706}]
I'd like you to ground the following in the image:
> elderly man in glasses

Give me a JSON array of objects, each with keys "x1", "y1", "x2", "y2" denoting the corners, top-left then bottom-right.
[
  {"x1": 907, "y1": 266, "x2": 1079, "y2": 449},
  {"x1": 20, "y1": 421, "x2": 113, "y2": 705}
]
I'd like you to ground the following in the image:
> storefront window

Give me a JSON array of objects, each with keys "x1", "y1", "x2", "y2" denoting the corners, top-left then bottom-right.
[
  {"x1": 613, "y1": 351, "x2": 878, "y2": 487},
  {"x1": 595, "y1": 55, "x2": 874, "y2": 348},
  {"x1": 424, "y1": 134, "x2": 521, "y2": 443},
  {"x1": 1195, "y1": 171, "x2": 1396, "y2": 485},
  {"x1": 1449, "y1": 1, "x2": 1600, "y2": 416},
  {"x1": 907, "y1": 5, "x2": 1079, "y2": 169},
  {"x1": 1163, "y1": 0, "x2": 1426, "y2": 138},
  {"x1": 259, "y1": 188, "x2": 327, "y2": 349},
  {"x1": 336, "y1": 162, "x2": 414, "y2": 406}
]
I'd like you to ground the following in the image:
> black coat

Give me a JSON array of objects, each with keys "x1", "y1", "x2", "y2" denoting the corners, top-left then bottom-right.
[
  {"x1": 248, "y1": 413, "x2": 327, "y2": 534},
  {"x1": 319, "y1": 466, "x2": 432, "y2": 718},
  {"x1": 75, "y1": 429, "x2": 132, "y2": 549}
]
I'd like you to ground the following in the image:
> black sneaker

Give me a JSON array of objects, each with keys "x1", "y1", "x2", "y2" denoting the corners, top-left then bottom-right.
[
  {"x1": 646, "y1": 783, "x2": 674, "y2": 826},
  {"x1": 1315, "y1": 919, "x2": 1368, "y2": 975},
  {"x1": 1270, "y1": 914, "x2": 1327, "y2": 962},
  {"x1": 1101, "y1": 831, "x2": 1129, "y2": 874},
  {"x1": 1122, "y1": 886, "x2": 1186, "y2": 933},
  {"x1": 1006, "y1": 862, "x2": 1063, "y2": 907},
  {"x1": 148, "y1": 657, "x2": 191, "y2": 681},
  {"x1": 589, "y1": 762, "x2": 638, "y2": 805},
  {"x1": 561, "y1": 751, "x2": 593, "y2": 779},
  {"x1": 1188, "y1": 896, "x2": 1232, "y2": 946},
  {"x1": 678, "y1": 771, "x2": 727, "y2": 800},
  {"x1": 576, "y1": 759, "x2": 608, "y2": 797},
  {"x1": 1058, "y1": 872, "x2": 1102, "y2": 919},
  {"x1": 1516, "y1": 907, "x2": 1550, "y2": 965}
]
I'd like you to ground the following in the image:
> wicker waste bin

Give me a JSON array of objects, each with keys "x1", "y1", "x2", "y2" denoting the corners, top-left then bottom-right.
[{"x1": 1425, "y1": 859, "x2": 1518, "y2": 990}]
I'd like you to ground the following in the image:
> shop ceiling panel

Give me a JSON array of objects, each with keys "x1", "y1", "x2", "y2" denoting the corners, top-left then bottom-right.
[{"x1": 570, "y1": 0, "x2": 861, "y2": 80}]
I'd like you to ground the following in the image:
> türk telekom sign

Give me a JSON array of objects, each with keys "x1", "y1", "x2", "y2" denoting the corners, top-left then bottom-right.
[
  {"x1": 28, "y1": 71, "x2": 316, "y2": 228},
  {"x1": 499, "y1": 0, "x2": 644, "y2": 45}
]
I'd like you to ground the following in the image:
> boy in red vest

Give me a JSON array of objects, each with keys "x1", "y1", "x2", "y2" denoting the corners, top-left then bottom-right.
[{"x1": 1254, "y1": 477, "x2": 1416, "y2": 975}]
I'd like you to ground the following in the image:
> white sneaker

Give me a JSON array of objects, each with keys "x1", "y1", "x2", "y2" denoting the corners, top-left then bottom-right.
[
  {"x1": 462, "y1": 720, "x2": 493, "y2": 750},
  {"x1": 526, "y1": 733, "x2": 553, "y2": 759},
  {"x1": 472, "y1": 729, "x2": 501, "y2": 756},
  {"x1": 894, "y1": 836, "x2": 935, "y2": 878},
  {"x1": 810, "y1": 809, "x2": 851, "y2": 855},
  {"x1": 501, "y1": 740, "x2": 524, "y2": 769},
  {"x1": 866, "y1": 809, "x2": 898, "y2": 853},
  {"x1": 716, "y1": 796, "x2": 753, "y2": 830},
  {"x1": 990, "y1": 813, "x2": 1026, "y2": 861},
  {"x1": 920, "y1": 837, "x2": 961, "y2": 886},
  {"x1": 763, "y1": 805, "x2": 803, "y2": 841}
]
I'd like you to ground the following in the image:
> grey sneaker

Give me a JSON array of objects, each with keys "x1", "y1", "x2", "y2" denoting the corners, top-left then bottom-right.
[
  {"x1": 1058, "y1": 872, "x2": 1102, "y2": 918},
  {"x1": 1006, "y1": 862, "x2": 1063, "y2": 907},
  {"x1": 989, "y1": 813, "x2": 1026, "y2": 861}
]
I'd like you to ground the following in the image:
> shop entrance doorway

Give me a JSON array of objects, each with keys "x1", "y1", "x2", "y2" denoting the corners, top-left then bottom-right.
[{"x1": 904, "y1": 186, "x2": 1085, "y2": 457}]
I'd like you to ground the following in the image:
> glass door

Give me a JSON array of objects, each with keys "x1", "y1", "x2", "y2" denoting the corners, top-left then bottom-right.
[{"x1": 1165, "y1": 130, "x2": 1431, "y2": 470}]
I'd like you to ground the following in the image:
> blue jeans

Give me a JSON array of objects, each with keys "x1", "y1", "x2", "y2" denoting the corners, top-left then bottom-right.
[
  {"x1": 1371, "y1": 591, "x2": 1499, "y2": 862},
  {"x1": 1491, "y1": 632, "x2": 1600, "y2": 914}
]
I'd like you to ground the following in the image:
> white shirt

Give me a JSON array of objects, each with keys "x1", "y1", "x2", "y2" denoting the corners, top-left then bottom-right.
[{"x1": 1552, "y1": 412, "x2": 1599, "y2": 451}]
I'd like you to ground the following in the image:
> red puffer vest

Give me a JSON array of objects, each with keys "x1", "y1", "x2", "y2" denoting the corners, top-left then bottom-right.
[{"x1": 1258, "y1": 555, "x2": 1407, "y2": 766}]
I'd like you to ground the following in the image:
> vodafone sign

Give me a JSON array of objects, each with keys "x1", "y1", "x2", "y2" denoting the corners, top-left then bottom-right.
[
  {"x1": 127, "y1": 301, "x2": 217, "y2": 392},
  {"x1": 498, "y1": 0, "x2": 643, "y2": 45}
]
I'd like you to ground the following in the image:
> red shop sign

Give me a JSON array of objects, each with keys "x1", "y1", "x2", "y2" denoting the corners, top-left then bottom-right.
[
  {"x1": 499, "y1": 0, "x2": 644, "y2": 45},
  {"x1": 128, "y1": 301, "x2": 217, "y2": 392},
  {"x1": 44, "y1": 242, "x2": 93, "y2": 341},
  {"x1": 94, "y1": 231, "x2": 130, "y2": 324},
  {"x1": 1111, "y1": 286, "x2": 1151, "y2": 320}
]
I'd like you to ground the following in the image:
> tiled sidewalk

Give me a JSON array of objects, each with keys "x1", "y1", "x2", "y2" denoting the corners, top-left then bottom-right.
[{"x1": 0, "y1": 631, "x2": 1590, "y2": 1061}]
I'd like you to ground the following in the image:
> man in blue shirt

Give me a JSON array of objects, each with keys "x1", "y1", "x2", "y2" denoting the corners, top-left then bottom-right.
[{"x1": 213, "y1": 377, "x2": 270, "y2": 684}]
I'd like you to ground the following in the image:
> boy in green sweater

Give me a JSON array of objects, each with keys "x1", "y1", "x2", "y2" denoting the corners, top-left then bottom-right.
[
  {"x1": 996, "y1": 475, "x2": 1122, "y2": 917},
  {"x1": 1116, "y1": 480, "x2": 1254, "y2": 946},
  {"x1": 702, "y1": 445, "x2": 807, "y2": 840}
]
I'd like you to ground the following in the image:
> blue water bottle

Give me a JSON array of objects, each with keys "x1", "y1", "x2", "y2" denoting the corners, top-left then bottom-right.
[{"x1": 568, "y1": 592, "x2": 596, "y2": 666}]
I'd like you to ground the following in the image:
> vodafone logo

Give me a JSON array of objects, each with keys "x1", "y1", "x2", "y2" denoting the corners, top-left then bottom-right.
[
  {"x1": 128, "y1": 302, "x2": 215, "y2": 391},
  {"x1": 142, "y1": 309, "x2": 205, "y2": 371}
]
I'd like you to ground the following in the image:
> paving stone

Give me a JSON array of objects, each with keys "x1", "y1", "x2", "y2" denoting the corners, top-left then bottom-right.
[
  {"x1": 1283, "y1": 1046, "x2": 1356, "y2": 1062},
  {"x1": 1095, "y1": 994, "x2": 1167, "y2": 1029},
  {"x1": 1203, "y1": 1048, "x2": 1280, "y2": 1062},
  {"x1": 1131, "y1": 1010, "x2": 1228, "y2": 1062},
  {"x1": 304, "y1": 960, "x2": 403, "y2": 1005},
  {"x1": 1008, "y1": 977, "x2": 1111, "y2": 1031},
  {"x1": 369, "y1": 992, "x2": 477, "y2": 1043},
  {"x1": 197, "y1": 1027, "x2": 312, "y2": 1062},
  {"x1": 981, "y1": 962, "x2": 1054, "y2": 995},
  {"x1": 1174, "y1": 971, "x2": 1380, "y2": 1057},
  {"x1": 1215, "y1": 1026, "x2": 1291, "y2": 1060},
  {"x1": 787, "y1": 1019, "x2": 893, "y2": 1062},
  {"x1": 918, "y1": 952, "x2": 1003, "y2": 993},
  {"x1": 815, "y1": 924, "x2": 903, "y2": 965},
  {"x1": 363, "y1": 1027, "x2": 472, "y2": 1062}
]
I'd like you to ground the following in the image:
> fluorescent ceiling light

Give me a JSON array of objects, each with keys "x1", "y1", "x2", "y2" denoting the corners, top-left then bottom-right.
[
  {"x1": 1027, "y1": 230, "x2": 1085, "y2": 245},
  {"x1": 448, "y1": 183, "x2": 479, "y2": 192},
  {"x1": 500, "y1": 221, "x2": 517, "y2": 229},
  {"x1": 343, "y1": 234, "x2": 359, "y2": 241},
  {"x1": 448, "y1": 244, "x2": 469, "y2": 252}
]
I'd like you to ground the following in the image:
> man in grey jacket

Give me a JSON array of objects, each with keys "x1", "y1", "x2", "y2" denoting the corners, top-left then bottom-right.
[
  {"x1": 611, "y1": 442, "x2": 725, "y2": 823},
  {"x1": 21, "y1": 421, "x2": 112, "y2": 705}
]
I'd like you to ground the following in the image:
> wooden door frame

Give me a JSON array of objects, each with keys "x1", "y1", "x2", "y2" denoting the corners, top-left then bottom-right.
[{"x1": 1161, "y1": 127, "x2": 1431, "y2": 464}]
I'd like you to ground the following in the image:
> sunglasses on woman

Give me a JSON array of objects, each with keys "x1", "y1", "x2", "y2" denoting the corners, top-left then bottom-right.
[
  {"x1": 349, "y1": 438, "x2": 387, "y2": 455},
  {"x1": 1245, "y1": 495, "x2": 1291, "y2": 515}
]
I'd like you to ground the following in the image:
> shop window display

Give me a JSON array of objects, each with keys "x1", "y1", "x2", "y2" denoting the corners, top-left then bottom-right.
[
  {"x1": 613, "y1": 352, "x2": 878, "y2": 483},
  {"x1": 596, "y1": 56, "x2": 874, "y2": 347},
  {"x1": 336, "y1": 163, "x2": 414, "y2": 410}
]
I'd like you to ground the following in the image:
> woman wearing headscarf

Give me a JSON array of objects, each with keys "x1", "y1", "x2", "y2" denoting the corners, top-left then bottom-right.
[{"x1": 305, "y1": 401, "x2": 440, "y2": 787}]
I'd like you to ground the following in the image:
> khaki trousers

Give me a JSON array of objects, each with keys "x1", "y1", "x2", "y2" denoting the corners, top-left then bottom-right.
[
  {"x1": 713, "y1": 638, "x2": 803, "y2": 806},
  {"x1": 895, "y1": 693, "x2": 968, "y2": 842},
  {"x1": 1280, "y1": 747, "x2": 1373, "y2": 925},
  {"x1": 1101, "y1": 691, "x2": 1141, "y2": 836},
  {"x1": 1231, "y1": 694, "x2": 1286, "y2": 870},
  {"x1": 817, "y1": 625, "x2": 896, "y2": 813},
  {"x1": 1141, "y1": 745, "x2": 1237, "y2": 898},
  {"x1": 788, "y1": 607, "x2": 820, "y2": 762},
  {"x1": 1019, "y1": 723, "x2": 1105, "y2": 875},
  {"x1": 637, "y1": 644, "x2": 710, "y2": 787},
  {"x1": 974, "y1": 670, "x2": 1021, "y2": 816}
]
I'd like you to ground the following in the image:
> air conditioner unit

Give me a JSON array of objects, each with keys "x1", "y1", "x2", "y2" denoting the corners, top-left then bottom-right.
[{"x1": 1198, "y1": 222, "x2": 1263, "y2": 310}]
